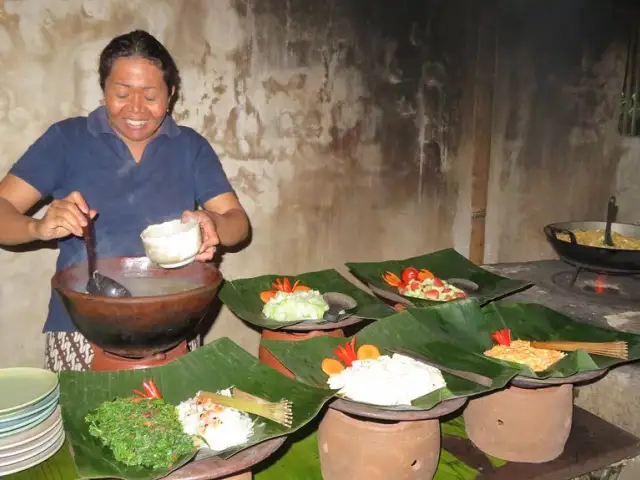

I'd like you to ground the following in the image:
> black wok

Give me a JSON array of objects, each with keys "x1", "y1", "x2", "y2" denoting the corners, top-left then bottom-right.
[{"x1": 544, "y1": 221, "x2": 640, "y2": 273}]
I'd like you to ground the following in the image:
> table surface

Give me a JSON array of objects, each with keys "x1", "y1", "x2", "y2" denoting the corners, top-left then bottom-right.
[{"x1": 444, "y1": 407, "x2": 640, "y2": 479}]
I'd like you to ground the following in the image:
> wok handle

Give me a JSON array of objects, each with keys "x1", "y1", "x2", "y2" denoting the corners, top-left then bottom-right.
[
  {"x1": 544, "y1": 225, "x2": 577, "y2": 244},
  {"x1": 604, "y1": 196, "x2": 617, "y2": 246}
]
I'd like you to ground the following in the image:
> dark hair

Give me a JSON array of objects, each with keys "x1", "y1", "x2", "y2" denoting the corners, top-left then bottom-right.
[{"x1": 98, "y1": 30, "x2": 181, "y2": 113}]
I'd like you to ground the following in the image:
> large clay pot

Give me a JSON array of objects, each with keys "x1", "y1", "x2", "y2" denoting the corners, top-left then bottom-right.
[
  {"x1": 259, "y1": 328, "x2": 344, "y2": 378},
  {"x1": 318, "y1": 409, "x2": 440, "y2": 480},
  {"x1": 463, "y1": 384, "x2": 573, "y2": 463}
]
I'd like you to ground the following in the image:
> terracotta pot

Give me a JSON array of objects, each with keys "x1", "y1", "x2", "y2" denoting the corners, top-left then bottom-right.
[
  {"x1": 258, "y1": 328, "x2": 344, "y2": 378},
  {"x1": 90, "y1": 341, "x2": 189, "y2": 371},
  {"x1": 463, "y1": 384, "x2": 573, "y2": 463},
  {"x1": 318, "y1": 409, "x2": 440, "y2": 480}
]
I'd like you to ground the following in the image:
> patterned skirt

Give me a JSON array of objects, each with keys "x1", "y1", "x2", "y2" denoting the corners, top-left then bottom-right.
[{"x1": 44, "y1": 332, "x2": 201, "y2": 373}]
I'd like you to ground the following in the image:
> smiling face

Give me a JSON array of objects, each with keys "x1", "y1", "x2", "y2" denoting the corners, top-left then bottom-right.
[{"x1": 103, "y1": 56, "x2": 173, "y2": 147}]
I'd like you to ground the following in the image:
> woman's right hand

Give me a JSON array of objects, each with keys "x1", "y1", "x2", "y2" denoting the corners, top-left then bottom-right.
[{"x1": 31, "y1": 191, "x2": 97, "y2": 241}]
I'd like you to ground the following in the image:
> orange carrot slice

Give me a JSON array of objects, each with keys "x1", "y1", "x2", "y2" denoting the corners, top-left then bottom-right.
[
  {"x1": 321, "y1": 358, "x2": 345, "y2": 376},
  {"x1": 357, "y1": 344, "x2": 381, "y2": 360},
  {"x1": 260, "y1": 291, "x2": 277, "y2": 303}
]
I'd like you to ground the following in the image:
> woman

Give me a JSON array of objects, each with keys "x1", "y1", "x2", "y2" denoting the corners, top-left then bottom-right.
[{"x1": 0, "y1": 30, "x2": 250, "y2": 372}]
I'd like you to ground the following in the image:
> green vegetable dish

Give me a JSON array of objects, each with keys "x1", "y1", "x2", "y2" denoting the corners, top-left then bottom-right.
[{"x1": 85, "y1": 396, "x2": 194, "y2": 470}]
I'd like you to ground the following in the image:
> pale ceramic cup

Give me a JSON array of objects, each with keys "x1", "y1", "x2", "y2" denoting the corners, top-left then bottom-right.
[{"x1": 140, "y1": 218, "x2": 202, "y2": 269}]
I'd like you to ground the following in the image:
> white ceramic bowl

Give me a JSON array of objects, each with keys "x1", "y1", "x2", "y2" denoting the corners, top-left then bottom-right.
[{"x1": 140, "y1": 219, "x2": 202, "y2": 269}]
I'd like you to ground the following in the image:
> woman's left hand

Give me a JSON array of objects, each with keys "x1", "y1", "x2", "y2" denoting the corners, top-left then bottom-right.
[{"x1": 182, "y1": 210, "x2": 219, "y2": 262}]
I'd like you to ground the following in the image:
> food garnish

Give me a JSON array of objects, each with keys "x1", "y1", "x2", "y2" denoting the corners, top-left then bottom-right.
[
  {"x1": 321, "y1": 337, "x2": 447, "y2": 406},
  {"x1": 85, "y1": 380, "x2": 193, "y2": 469},
  {"x1": 382, "y1": 267, "x2": 466, "y2": 302},
  {"x1": 132, "y1": 378, "x2": 163, "y2": 400},
  {"x1": 196, "y1": 389, "x2": 293, "y2": 428},
  {"x1": 484, "y1": 329, "x2": 565, "y2": 372},
  {"x1": 260, "y1": 277, "x2": 329, "y2": 322},
  {"x1": 357, "y1": 344, "x2": 381, "y2": 360},
  {"x1": 321, "y1": 358, "x2": 345, "y2": 376},
  {"x1": 491, "y1": 328, "x2": 512, "y2": 346},
  {"x1": 260, "y1": 277, "x2": 311, "y2": 303},
  {"x1": 321, "y1": 338, "x2": 382, "y2": 374}
]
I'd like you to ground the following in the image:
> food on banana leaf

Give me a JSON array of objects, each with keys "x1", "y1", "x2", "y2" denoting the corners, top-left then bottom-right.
[
  {"x1": 85, "y1": 380, "x2": 193, "y2": 470},
  {"x1": 483, "y1": 329, "x2": 565, "y2": 372},
  {"x1": 382, "y1": 267, "x2": 467, "y2": 301},
  {"x1": 85, "y1": 379, "x2": 293, "y2": 470},
  {"x1": 177, "y1": 389, "x2": 254, "y2": 452},
  {"x1": 260, "y1": 277, "x2": 329, "y2": 322},
  {"x1": 321, "y1": 338, "x2": 447, "y2": 406}
]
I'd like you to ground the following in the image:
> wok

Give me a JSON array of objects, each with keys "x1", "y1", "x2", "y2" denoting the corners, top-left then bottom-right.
[{"x1": 544, "y1": 221, "x2": 640, "y2": 273}]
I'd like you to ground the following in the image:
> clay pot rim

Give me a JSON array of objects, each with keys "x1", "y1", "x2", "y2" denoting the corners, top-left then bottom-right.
[
  {"x1": 328, "y1": 396, "x2": 467, "y2": 421},
  {"x1": 51, "y1": 256, "x2": 223, "y2": 304},
  {"x1": 322, "y1": 408, "x2": 441, "y2": 432},
  {"x1": 271, "y1": 314, "x2": 366, "y2": 332},
  {"x1": 511, "y1": 368, "x2": 608, "y2": 388}
]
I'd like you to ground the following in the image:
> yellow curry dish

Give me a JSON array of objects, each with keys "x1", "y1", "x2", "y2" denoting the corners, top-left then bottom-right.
[
  {"x1": 557, "y1": 229, "x2": 640, "y2": 251},
  {"x1": 484, "y1": 340, "x2": 566, "y2": 372}
]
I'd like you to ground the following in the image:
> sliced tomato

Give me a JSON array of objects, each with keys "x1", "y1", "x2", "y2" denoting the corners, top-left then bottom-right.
[
  {"x1": 432, "y1": 277, "x2": 444, "y2": 287},
  {"x1": 401, "y1": 267, "x2": 419, "y2": 284},
  {"x1": 424, "y1": 289, "x2": 440, "y2": 300},
  {"x1": 442, "y1": 287, "x2": 451, "y2": 293},
  {"x1": 455, "y1": 292, "x2": 466, "y2": 298}
]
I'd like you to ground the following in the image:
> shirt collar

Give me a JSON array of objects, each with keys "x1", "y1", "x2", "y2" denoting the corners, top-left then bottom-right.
[{"x1": 86, "y1": 106, "x2": 180, "y2": 139}]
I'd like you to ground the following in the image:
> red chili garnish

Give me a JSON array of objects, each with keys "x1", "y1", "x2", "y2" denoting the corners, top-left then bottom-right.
[
  {"x1": 333, "y1": 337, "x2": 358, "y2": 367},
  {"x1": 148, "y1": 378, "x2": 163, "y2": 399},
  {"x1": 401, "y1": 267, "x2": 419, "y2": 284},
  {"x1": 133, "y1": 379, "x2": 163, "y2": 399},
  {"x1": 491, "y1": 329, "x2": 512, "y2": 346}
]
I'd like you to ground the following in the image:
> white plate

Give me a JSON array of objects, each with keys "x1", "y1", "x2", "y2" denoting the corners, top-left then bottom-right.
[
  {"x1": 0, "y1": 426, "x2": 64, "y2": 466},
  {"x1": 0, "y1": 406, "x2": 61, "y2": 449},
  {"x1": 0, "y1": 402, "x2": 57, "y2": 436},
  {"x1": 0, "y1": 431, "x2": 65, "y2": 476},
  {"x1": 0, "y1": 387, "x2": 59, "y2": 428},
  {"x1": 0, "y1": 368, "x2": 58, "y2": 415},
  {"x1": 0, "y1": 421, "x2": 63, "y2": 459}
]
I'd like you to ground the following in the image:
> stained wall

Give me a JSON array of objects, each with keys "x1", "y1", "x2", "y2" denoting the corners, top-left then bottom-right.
[{"x1": 0, "y1": 0, "x2": 479, "y2": 367}]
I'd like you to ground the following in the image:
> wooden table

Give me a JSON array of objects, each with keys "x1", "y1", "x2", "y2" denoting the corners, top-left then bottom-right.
[{"x1": 444, "y1": 407, "x2": 640, "y2": 479}]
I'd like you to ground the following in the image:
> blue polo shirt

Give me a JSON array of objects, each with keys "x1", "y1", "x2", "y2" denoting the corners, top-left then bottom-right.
[{"x1": 9, "y1": 106, "x2": 234, "y2": 333}]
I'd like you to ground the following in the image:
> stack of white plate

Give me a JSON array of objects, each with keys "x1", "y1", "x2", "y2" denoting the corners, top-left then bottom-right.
[{"x1": 0, "y1": 368, "x2": 64, "y2": 476}]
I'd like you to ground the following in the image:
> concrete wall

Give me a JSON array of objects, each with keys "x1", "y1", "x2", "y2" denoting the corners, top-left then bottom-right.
[
  {"x1": 0, "y1": 0, "x2": 637, "y2": 368},
  {"x1": 484, "y1": 0, "x2": 638, "y2": 263},
  {"x1": 0, "y1": 0, "x2": 479, "y2": 367}
]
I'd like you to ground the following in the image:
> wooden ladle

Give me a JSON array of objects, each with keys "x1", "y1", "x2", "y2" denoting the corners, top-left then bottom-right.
[{"x1": 82, "y1": 212, "x2": 132, "y2": 297}]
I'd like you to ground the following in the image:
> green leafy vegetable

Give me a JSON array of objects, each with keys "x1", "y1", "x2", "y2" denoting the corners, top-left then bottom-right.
[{"x1": 85, "y1": 397, "x2": 194, "y2": 470}]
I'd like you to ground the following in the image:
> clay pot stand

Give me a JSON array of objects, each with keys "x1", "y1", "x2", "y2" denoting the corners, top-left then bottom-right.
[
  {"x1": 90, "y1": 341, "x2": 190, "y2": 371},
  {"x1": 258, "y1": 315, "x2": 365, "y2": 378},
  {"x1": 318, "y1": 397, "x2": 467, "y2": 480},
  {"x1": 164, "y1": 437, "x2": 286, "y2": 480},
  {"x1": 463, "y1": 369, "x2": 609, "y2": 465}
]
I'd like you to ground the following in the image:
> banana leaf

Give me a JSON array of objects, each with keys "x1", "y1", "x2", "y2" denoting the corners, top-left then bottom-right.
[
  {"x1": 262, "y1": 311, "x2": 520, "y2": 411},
  {"x1": 219, "y1": 269, "x2": 395, "y2": 330},
  {"x1": 57, "y1": 338, "x2": 335, "y2": 480},
  {"x1": 406, "y1": 299, "x2": 640, "y2": 379},
  {"x1": 345, "y1": 248, "x2": 532, "y2": 306}
]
